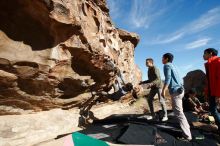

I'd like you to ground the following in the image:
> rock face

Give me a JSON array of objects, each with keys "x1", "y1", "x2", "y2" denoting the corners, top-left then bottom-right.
[
  {"x1": 183, "y1": 70, "x2": 206, "y2": 95},
  {"x1": 0, "y1": 0, "x2": 141, "y2": 115},
  {"x1": 0, "y1": 103, "x2": 136, "y2": 146}
]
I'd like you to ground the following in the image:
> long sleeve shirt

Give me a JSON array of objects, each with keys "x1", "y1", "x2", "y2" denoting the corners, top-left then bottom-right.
[
  {"x1": 141, "y1": 66, "x2": 162, "y2": 89},
  {"x1": 163, "y1": 63, "x2": 183, "y2": 94},
  {"x1": 113, "y1": 70, "x2": 127, "y2": 94}
]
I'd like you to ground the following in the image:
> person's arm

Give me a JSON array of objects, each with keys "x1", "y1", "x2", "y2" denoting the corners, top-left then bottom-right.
[
  {"x1": 139, "y1": 80, "x2": 149, "y2": 85},
  {"x1": 117, "y1": 71, "x2": 126, "y2": 85},
  {"x1": 195, "y1": 98, "x2": 202, "y2": 106},
  {"x1": 113, "y1": 80, "x2": 119, "y2": 92},
  {"x1": 193, "y1": 98, "x2": 203, "y2": 113},
  {"x1": 194, "y1": 107, "x2": 200, "y2": 113},
  {"x1": 187, "y1": 98, "x2": 199, "y2": 112},
  {"x1": 162, "y1": 65, "x2": 171, "y2": 97},
  {"x1": 144, "y1": 67, "x2": 161, "y2": 88},
  {"x1": 189, "y1": 98, "x2": 197, "y2": 107},
  {"x1": 162, "y1": 85, "x2": 168, "y2": 97},
  {"x1": 151, "y1": 67, "x2": 161, "y2": 87}
]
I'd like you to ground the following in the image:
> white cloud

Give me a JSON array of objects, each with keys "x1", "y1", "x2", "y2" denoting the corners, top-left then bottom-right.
[
  {"x1": 186, "y1": 7, "x2": 220, "y2": 33},
  {"x1": 179, "y1": 63, "x2": 197, "y2": 78},
  {"x1": 153, "y1": 32, "x2": 184, "y2": 44},
  {"x1": 185, "y1": 38, "x2": 211, "y2": 50},
  {"x1": 129, "y1": 0, "x2": 170, "y2": 28},
  {"x1": 153, "y1": 6, "x2": 220, "y2": 44},
  {"x1": 181, "y1": 64, "x2": 194, "y2": 71},
  {"x1": 107, "y1": 0, "x2": 121, "y2": 19}
]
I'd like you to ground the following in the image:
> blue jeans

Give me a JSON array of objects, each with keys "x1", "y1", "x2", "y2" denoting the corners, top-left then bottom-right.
[{"x1": 209, "y1": 96, "x2": 220, "y2": 127}]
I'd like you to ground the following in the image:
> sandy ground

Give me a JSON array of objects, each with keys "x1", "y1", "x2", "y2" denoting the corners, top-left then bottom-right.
[{"x1": 35, "y1": 96, "x2": 172, "y2": 146}]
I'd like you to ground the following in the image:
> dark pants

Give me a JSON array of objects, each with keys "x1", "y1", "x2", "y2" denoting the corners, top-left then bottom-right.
[
  {"x1": 209, "y1": 96, "x2": 220, "y2": 128},
  {"x1": 101, "y1": 89, "x2": 125, "y2": 101},
  {"x1": 146, "y1": 88, "x2": 167, "y2": 118}
]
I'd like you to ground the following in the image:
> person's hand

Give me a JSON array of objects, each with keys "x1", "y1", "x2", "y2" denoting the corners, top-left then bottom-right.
[
  {"x1": 161, "y1": 89, "x2": 166, "y2": 98},
  {"x1": 134, "y1": 86, "x2": 140, "y2": 93},
  {"x1": 139, "y1": 81, "x2": 143, "y2": 85},
  {"x1": 133, "y1": 87, "x2": 137, "y2": 90}
]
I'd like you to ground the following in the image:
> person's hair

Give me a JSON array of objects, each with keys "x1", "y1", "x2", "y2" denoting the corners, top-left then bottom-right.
[
  {"x1": 204, "y1": 48, "x2": 218, "y2": 56},
  {"x1": 188, "y1": 88, "x2": 197, "y2": 95},
  {"x1": 123, "y1": 83, "x2": 133, "y2": 92},
  {"x1": 163, "y1": 53, "x2": 174, "y2": 63},
  {"x1": 146, "y1": 58, "x2": 154, "y2": 64}
]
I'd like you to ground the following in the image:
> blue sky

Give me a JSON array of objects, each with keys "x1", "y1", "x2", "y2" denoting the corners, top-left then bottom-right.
[{"x1": 107, "y1": 0, "x2": 220, "y2": 80}]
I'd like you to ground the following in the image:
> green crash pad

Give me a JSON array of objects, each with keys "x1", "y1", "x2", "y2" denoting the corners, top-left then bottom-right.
[{"x1": 72, "y1": 132, "x2": 109, "y2": 146}]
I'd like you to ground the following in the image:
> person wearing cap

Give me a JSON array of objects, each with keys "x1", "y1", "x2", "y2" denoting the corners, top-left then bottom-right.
[
  {"x1": 203, "y1": 48, "x2": 220, "y2": 133},
  {"x1": 162, "y1": 53, "x2": 192, "y2": 141}
]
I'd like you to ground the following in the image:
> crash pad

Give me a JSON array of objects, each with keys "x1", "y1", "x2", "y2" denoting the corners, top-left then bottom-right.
[
  {"x1": 72, "y1": 132, "x2": 109, "y2": 146},
  {"x1": 118, "y1": 124, "x2": 156, "y2": 145}
]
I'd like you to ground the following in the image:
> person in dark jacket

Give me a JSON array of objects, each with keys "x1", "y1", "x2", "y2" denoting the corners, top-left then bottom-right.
[
  {"x1": 140, "y1": 58, "x2": 168, "y2": 121},
  {"x1": 203, "y1": 48, "x2": 220, "y2": 133}
]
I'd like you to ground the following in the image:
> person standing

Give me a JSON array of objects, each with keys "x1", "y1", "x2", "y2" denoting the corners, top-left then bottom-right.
[
  {"x1": 203, "y1": 48, "x2": 220, "y2": 133},
  {"x1": 161, "y1": 53, "x2": 192, "y2": 140},
  {"x1": 140, "y1": 58, "x2": 168, "y2": 121}
]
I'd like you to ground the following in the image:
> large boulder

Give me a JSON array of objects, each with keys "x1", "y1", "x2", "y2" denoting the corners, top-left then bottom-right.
[
  {"x1": 0, "y1": 0, "x2": 142, "y2": 115},
  {"x1": 183, "y1": 70, "x2": 206, "y2": 95}
]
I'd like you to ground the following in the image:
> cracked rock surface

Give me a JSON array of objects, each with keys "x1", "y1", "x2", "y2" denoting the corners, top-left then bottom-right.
[{"x1": 0, "y1": 0, "x2": 141, "y2": 115}]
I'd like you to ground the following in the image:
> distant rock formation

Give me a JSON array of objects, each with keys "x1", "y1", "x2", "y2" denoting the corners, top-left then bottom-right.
[
  {"x1": 183, "y1": 70, "x2": 206, "y2": 95},
  {"x1": 0, "y1": 0, "x2": 141, "y2": 115}
]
